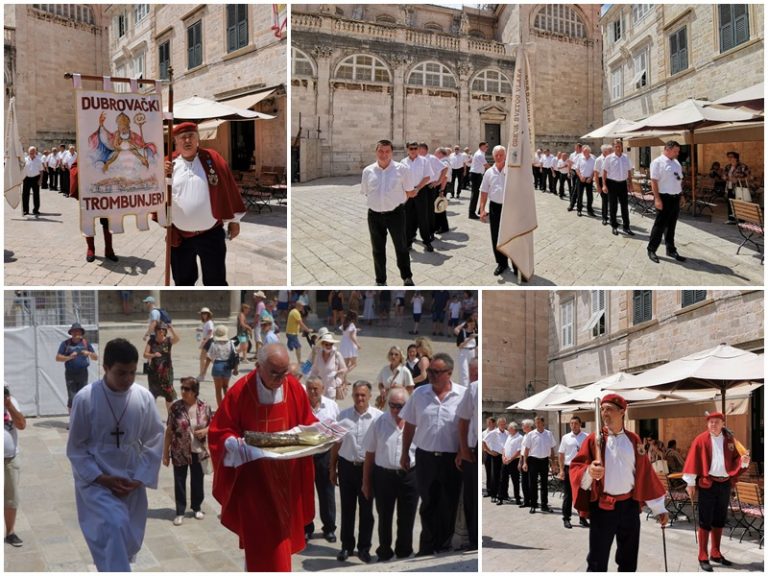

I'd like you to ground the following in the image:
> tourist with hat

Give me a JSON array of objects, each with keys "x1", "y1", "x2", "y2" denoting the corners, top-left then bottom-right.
[
  {"x1": 569, "y1": 393, "x2": 668, "y2": 571},
  {"x1": 55, "y1": 322, "x2": 97, "y2": 416},
  {"x1": 164, "y1": 122, "x2": 246, "y2": 286},
  {"x1": 197, "y1": 307, "x2": 214, "y2": 382},
  {"x1": 206, "y1": 325, "x2": 239, "y2": 408},
  {"x1": 259, "y1": 312, "x2": 279, "y2": 346},
  {"x1": 682, "y1": 412, "x2": 751, "y2": 571},
  {"x1": 309, "y1": 333, "x2": 347, "y2": 401},
  {"x1": 142, "y1": 295, "x2": 161, "y2": 340}
]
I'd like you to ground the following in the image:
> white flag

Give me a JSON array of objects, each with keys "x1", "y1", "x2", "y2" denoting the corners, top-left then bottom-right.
[{"x1": 4, "y1": 97, "x2": 24, "y2": 209}]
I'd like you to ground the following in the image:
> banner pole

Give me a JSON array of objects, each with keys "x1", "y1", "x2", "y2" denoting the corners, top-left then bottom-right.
[{"x1": 164, "y1": 67, "x2": 174, "y2": 286}]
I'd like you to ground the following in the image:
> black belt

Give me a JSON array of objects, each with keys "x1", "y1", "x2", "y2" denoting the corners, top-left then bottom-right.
[
  {"x1": 606, "y1": 178, "x2": 628, "y2": 183},
  {"x1": 176, "y1": 222, "x2": 223, "y2": 238},
  {"x1": 417, "y1": 448, "x2": 456, "y2": 457},
  {"x1": 341, "y1": 457, "x2": 364, "y2": 467},
  {"x1": 368, "y1": 204, "x2": 404, "y2": 216}
]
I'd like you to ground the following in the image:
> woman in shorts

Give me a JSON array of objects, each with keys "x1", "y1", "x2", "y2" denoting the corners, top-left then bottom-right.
[{"x1": 207, "y1": 326, "x2": 239, "y2": 408}]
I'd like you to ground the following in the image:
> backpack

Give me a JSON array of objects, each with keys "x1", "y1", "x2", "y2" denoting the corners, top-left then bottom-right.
[{"x1": 157, "y1": 308, "x2": 172, "y2": 325}]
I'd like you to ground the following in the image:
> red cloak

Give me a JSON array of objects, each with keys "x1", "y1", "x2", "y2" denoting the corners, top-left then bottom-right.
[
  {"x1": 682, "y1": 430, "x2": 745, "y2": 488},
  {"x1": 208, "y1": 372, "x2": 317, "y2": 571},
  {"x1": 569, "y1": 430, "x2": 665, "y2": 516}
]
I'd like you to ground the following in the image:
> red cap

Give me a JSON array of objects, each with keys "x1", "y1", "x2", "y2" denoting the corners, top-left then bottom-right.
[
  {"x1": 173, "y1": 122, "x2": 198, "y2": 137},
  {"x1": 601, "y1": 393, "x2": 627, "y2": 410},
  {"x1": 706, "y1": 412, "x2": 725, "y2": 421}
]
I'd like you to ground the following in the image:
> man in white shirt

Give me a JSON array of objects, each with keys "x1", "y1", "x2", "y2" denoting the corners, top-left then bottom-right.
[
  {"x1": 541, "y1": 149, "x2": 557, "y2": 194},
  {"x1": 483, "y1": 417, "x2": 507, "y2": 503},
  {"x1": 500, "y1": 422, "x2": 524, "y2": 505},
  {"x1": 647, "y1": 140, "x2": 685, "y2": 263},
  {"x1": 568, "y1": 143, "x2": 583, "y2": 203},
  {"x1": 165, "y1": 122, "x2": 245, "y2": 285},
  {"x1": 305, "y1": 377, "x2": 340, "y2": 544},
  {"x1": 478, "y1": 145, "x2": 518, "y2": 277},
  {"x1": 570, "y1": 145, "x2": 596, "y2": 217},
  {"x1": 21, "y1": 146, "x2": 44, "y2": 216},
  {"x1": 361, "y1": 139, "x2": 416, "y2": 286},
  {"x1": 401, "y1": 353, "x2": 466, "y2": 555},
  {"x1": 521, "y1": 416, "x2": 556, "y2": 513},
  {"x1": 594, "y1": 144, "x2": 613, "y2": 226},
  {"x1": 400, "y1": 141, "x2": 434, "y2": 253},
  {"x1": 58, "y1": 144, "x2": 71, "y2": 197},
  {"x1": 468, "y1": 142, "x2": 490, "y2": 220},
  {"x1": 331, "y1": 381, "x2": 382, "y2": 563},
  {"x1": 532, "y1": 148, "x2": 543, "y2": 190},
  {"x1": 602, "y1": 139, "x2": 635, "y2": 237},
  {"x1": 456, "y1": 359, "x2": 478, "y2": 551},
  {"x1": 558, "y1": 416, "x2": 589, "y2": 529},
  {"x1": 46, "y1": 147, "x2": 60, "y2": 191},
  {"x1": 518, "y1": 419, "x2": 533, "y2": 507},
  {"x1": 569, "y1": 394, "x2": 668, "y2": 572},
  {"x1": 448, "y1": 145, "x2": 466, "y2": 198},
  {"x1": 419, "y1": 143, "x2": 448, "y2": 239},
  {"x1": 361, "y1": 387, "x2": 418, "y2": 561},
  {"x1": 481, "y1": 416, "x2": 496, "y2": 497}
]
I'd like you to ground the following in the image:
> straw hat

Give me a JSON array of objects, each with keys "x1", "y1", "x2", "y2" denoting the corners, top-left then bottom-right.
[
  {"x1": 434, "y1": 196, "x2": 448, "y2": 213},
  {"x1": 213, "y1": 325, "x2": 229, "y2": 342},
  {"x1": 253, "y1": 290, "x2": 266, "y2": 299},
  {"x1": 317, "y1": 333, "x2": 339, "y2": 345},
  {"x1": 199, "y1": 307, "x2": 212, "y2": 315}
]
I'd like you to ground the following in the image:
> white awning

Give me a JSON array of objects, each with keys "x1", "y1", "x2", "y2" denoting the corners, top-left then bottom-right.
[
  {"x1": 222, "y1": 90, "x2": 277, "y2": 120},
  {"x1": 197, "y1": 119, "x2": 225, "y2": 141}
]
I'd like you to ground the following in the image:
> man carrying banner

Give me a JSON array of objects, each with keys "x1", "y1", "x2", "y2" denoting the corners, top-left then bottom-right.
[
  {"x1": 165, "y1": 122, "x2": 245, "y2": 286},
  {"x1": 478, "y1": 145, "x2": 518, "y2": 277}
]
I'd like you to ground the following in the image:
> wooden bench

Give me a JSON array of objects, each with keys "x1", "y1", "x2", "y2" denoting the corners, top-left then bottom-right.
[{"x1": 729, "y1": 199, "x2": 764, "y2": 264}]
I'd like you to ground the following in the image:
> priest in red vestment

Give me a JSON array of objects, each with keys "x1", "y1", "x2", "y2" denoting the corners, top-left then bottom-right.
[
  {"x1": 682, "y1": 412, "x2": 750, "y2": 572},
  {"x1": 208, "y1": 343, "x2": 317, "y2": 571},
  {"x1": 569, "y1": 394, "x2": 668, "y2": 572},
  {"x1": 164, "y1": 122, "x2": 246, "y2": 286}
]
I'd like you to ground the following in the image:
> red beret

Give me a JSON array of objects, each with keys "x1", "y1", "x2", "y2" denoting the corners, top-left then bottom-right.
[
  {"x1": 601, "y1": 393, "x2": 627, "y2": 410},
  {"x1": 173, "y1": 122, "x2": 198, "y2": 137},
  {"x1": 706, "y1": 412, "x2": 725, "y2": 421}
]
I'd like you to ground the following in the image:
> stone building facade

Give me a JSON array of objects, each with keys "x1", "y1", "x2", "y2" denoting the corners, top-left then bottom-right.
[
  {"x1": 4, "y1": 4, "x2": 109, "y2": 150},
  {"x1": 482, "y1": 290, "x2": 550, "y2": 422},
  {"x1": 291, "y1": 4, "x2": 601, "y2": 181},
  {"x1": 104, "y1": 4, "x2": 286, "y2": 172},
  {"x1": 600, "y1": 4, "x2": 764, "y2": 173},
  {"x1": 548, "y1": 289, "x2": 763, "y2": 458}
]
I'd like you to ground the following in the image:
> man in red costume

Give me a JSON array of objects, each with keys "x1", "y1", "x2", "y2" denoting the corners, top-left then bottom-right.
[
  {"x1": 683, "y1": 412, "x2": 751, "y2": 572},
  {"x1": 569, "y1": 394, "x2": 668, "y2": 572},
  {"x1": 164, "y1": 122, "x2": 245, "y2": 286},
  {"x1": 208, "y1": 343, "x2": 317, "y2": 571}
]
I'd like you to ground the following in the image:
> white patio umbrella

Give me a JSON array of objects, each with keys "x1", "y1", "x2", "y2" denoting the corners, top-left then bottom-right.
[
  {"x1": 581, "y1": 117, "x2": 642, "y2": 140},
  {"x1": 607, "y1": 344, "x2": 764, "y2": 414},
  {"x1": 506, "y1": 383, "x2": 572, "y2": 411},
  {"x1": 171, "y1": 95, "x2": 273, "y2": 120},
  {"x1": 713, "y1": 82, "x2": 764, "y2": 110}
]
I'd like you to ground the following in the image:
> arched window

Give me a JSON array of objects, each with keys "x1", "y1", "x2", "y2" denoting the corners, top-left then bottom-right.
[
  {"x1": 424, "y1": 22, "x2": 443, "y2": 32},
  {"x1": 376, "y1": 14, "x2": 396, "y2": 25},
  {"x1": 471, "y1": 69, "x2": 512, "y2": 94},
  {"x1": 335, "y1": 54, "x2": 391, "y2": 83},
  {"x1": 468, "y1": 28, "x2": 487, "y2": 39},
  {"x1": 292, "y1": 47, "x2": 315, "y2": 77},
  {"x1": 533, "y1": 5, "x2": 586, "y2": 39},
  {"x1": 407, "y1": 61, "x2": 456, "y2": 89}
]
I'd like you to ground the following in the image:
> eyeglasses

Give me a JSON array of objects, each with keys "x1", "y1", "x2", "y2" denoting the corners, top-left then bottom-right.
[
  {"x1": 427, "y1": 368, "x2": 450, "y2": 376},
  {"x1": 389, "y1": 402, "x2": 405, "y2": 409},
  {"x1": 180, "y1": 386, "x2": 193, "y2": 392},
  {"x1": 408, "y1": 147, "x2": 417, "y2": 151}
]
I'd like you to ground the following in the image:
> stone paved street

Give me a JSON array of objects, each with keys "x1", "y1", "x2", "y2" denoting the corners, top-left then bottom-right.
[
  {"x1": 292, "y1": 177, "x2": 764, "y2": 286},
  {"x1": 482, "y1": 485, "x2": 765, "y2": 572},
  {"x1": 4, "y1": 188, "x2": 287, "y2": 286},
  {"x1": 4, "y1": 313, "x2": 476, "y2": 572}
]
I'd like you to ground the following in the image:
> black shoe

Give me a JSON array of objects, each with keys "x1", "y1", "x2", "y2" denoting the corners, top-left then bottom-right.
[
  {"x1": 623, "y1": 228, "x2": 635, "y2": 236},
  {"x1": 563, "y1": 519, "x2": 572, "y2": 529},
  {"x1": 588, "y1": 211, "x2": 597, "y2": 217},
  {"x1": 376, "y1": 282, "x2": 387, "y2": 286},
  {"x1": 711, "y1": 556, "x2": 733, "y2": 566},
  {"x1": 518, "y1": 502, "x2": 528, "y2": 508},
  {"x1": 515, "y1": 499, "x2": 522, "y2": 505},
  {"x1": 612, "y1": 228, "x2": 619, "y2": 236},
  {"x1": 493, "y1": 264, "x2": 509, "y2": 276},
  {"x1": 567, "y1": 207, "x2": 574, "y2": 212},
  {"x1": 22, "y1": 212, "x2": 29, "y2": 216},
  {"x1": 725, "y1": 219, "x2": 737, "y2": 225},
  {"x1": 337, "y1": 549, "x2": 351, "y2": 562},
  {"x1": 491, "y1": 497, "x2": 497, "y2": 503},
  {"x1": 415, "y1": 548, "x2": 434, "y2": 557},
  {"x1": 424, "y1": 243, "x2": 434, "y2": 252},
  {"x1": 699, "y1": 560, "x2": 713, "y2": 572},
  {"x1": 648, "y1": 250, "x2": 660, "y2": 263},
  {"x1": 666, "y1": 251, "x2": 686, "y2": 262},
  {"x1": 529, "y1": 507, "x2": 536, "y2": 514},
  {"x1": 323, "y1": 531, "x2": 337, "y2": 543},
  {"x1": 577, "y1": 211, "x2": 583, "y2": 217},
  {"x1": 404, "y1": 278, "x2": 415, "y2": 286},
  {"x1": 106, "y1": 253, "x2": 119, "y2": 262},
  {"x1": 602, "y1": 220, "x2": 608, "y2": 226},
  {"x1": 33, "y1": 211, "x2": 40, "y2": 215},
  {"x1": 4, "y1": 533, "x2": 23, "y2": 547},
  {"x1": 579, "y1": 518, "x2": 590, "y2": 527},
  {"x1": 496, "y1": 499, "x2": 504, "y2": 506},
  {"x1": 468, "y1": 215, "x2": 480, "y2": 220},
  {"x1": 86, "y1": 254, "x2": 96, "y2": 263},
  {"x1": 358, "y1": 550, "x2": 373, "y2": 563},
  {"x1": 541, "y1": 505, "x2": 552, "y2": 512}
]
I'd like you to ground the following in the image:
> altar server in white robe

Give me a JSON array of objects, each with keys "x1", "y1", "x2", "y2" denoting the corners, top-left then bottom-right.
[{"x1": 66, "y1": 338, "x2": 164, "y2": 572}]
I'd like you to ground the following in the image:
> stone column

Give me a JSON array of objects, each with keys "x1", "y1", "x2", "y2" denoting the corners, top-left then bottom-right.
[
  {"x1": 457, "y1": 62, "x2": 473, "y2": 146},
  {"x1": 391, "y1": 56, "x2": 410, "y2": 148}
]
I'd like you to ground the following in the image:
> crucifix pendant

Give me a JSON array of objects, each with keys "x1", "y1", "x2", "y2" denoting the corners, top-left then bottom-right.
[{"x1": 111, "y1": 425, "x2": 125, "y2": 448}]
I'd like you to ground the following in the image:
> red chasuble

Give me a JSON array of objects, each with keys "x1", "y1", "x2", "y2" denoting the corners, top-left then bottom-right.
[
  {"x1": 682, "y1": 430, "x2": 745, "y2": 488},
  {"x1": 209, "y1": 372, "x2": 317, "y2": 572},
  {"x1": 569, "y1": 430, "x2": 665, "y2": 516}
]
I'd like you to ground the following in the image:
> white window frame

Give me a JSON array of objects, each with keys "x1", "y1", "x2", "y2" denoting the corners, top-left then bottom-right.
[
  {"x1": 117, "y1": 13, "x2": 127, "y2": 38},
  {"x1": 471, "y1": 69, "x2": 512, "y2": 94},
  {"x1": 292, "y1": 47, "x2": 315, "y2": 77},
  {"x1": 561, "y1": 300, "x2": 574, "y2": 348},
  {"x1": 134, "y1": 4, "x2": 149, "y2": 25},
  {"x1": 335, "y1": 54, "x2": 391, "y2": 83},
  {"x1": 534, "y1": 5, "x2": 586, "y2": 39},
  {"x1": 132, "y1": 51, "x2": 145, "y2": 80},
  {"x1": 632, "y1": 4, "x2": 653, "y2": 25},
  {"x1": 611, "y1": 67, "x2": 623, "y2": 101},
  {"x1": 407, "y1": 61, "x2": 456, "y2": 89},
  {"x1": 586, "y1": 290, "x2": 606, "y2": 337},
  {"x1": 632, "y1": 48, "x2": 649, "y2": 88},
  {"x1": 612, "y1": 17, "x2": 623, "y2": 42}
]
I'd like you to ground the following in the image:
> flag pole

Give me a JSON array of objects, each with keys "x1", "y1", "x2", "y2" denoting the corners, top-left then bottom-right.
[{"x1": 164, "y1": 66, "x2": 174, "y2": 286}]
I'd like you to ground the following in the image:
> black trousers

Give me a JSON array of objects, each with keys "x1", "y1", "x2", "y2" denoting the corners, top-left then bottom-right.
[
  {"x1": 557, "y1": 172, "x2": 567, "y2": 197},
  {"x1": 562, "y1": 465, "x2": 574, "y2": 520},
  {"x1": 22, "y1": 176, "x2": 41, "y2": 214},
  {"x1": 607, "y1": 178, "x2": 631, "y2": 230},
  {"x1": 60, "y1": 167, "x2": 70, "y2": 196},
  {"x1": 499, "y1": 458, "x2": 521, "y2": 501},
  {"x1": 450, "y1": 168, "x2": 463, "y2": 197},
  {"x1": 415, "y1": 448, "x2": 462, "y2": 553},
  {"x1": 570, "y1": 180, "x2": 594, "y2": 212},
  {"x1": 569, "y1": 170, "x2": 579, "y2": 199},
  {"x1": 427, "y1": 185, "x2": 438, "y2": 235},
  {"x1": 41, "y1": 169, "x2": 48, "y2": 189},
  {"x1": 527, "y1": 456, "x2": 549, "y2": 507},
  {"x1": 469, "y1": 172, "x2": 483, "y2": 218},
  {"x1": 547, "y1": 170, "x2": 556, "y2": 194},
  {"x1": 532, "y1": 166, "x2": 542, "y2": 189},
  {"x1": 373, "y1": 465, "x2": 419, "y2": 559},
  {"x1": 368, "y1": 205, "x2": 412, "y2": 284},
  {"x1": 338, "y1": 457, "x2": 374, "y2": 553},
  {"x1": 521, "y1": 468, "x2": 530, "y2": 505},
  {"x1": 173, "y1": 453, "x2": 204, "y2": 515},
  {"x1": 489, "y1": 201, "x2": 510, "y2": 269},
  {"x1": 488, "y1": 454, "x2": 502, "y2": 499},
  {"x1": 647, "y1": 193, "x2": 681, "y2": 253},
  {"x1": 587, "y1": 498, "x2": 641, "y2": 572},
  {"x1": 171, "y1": 225, "x2": 227, "y2": 286},
  {"x1": 697, "y1": 480, "x2": 731, "y2": 530},
  {"x1": 406, "y1": 186, "x2": 432, "y2": 244},
  {"x1": 483, "y1": 452, "x2": 492, "y2": 494},
  {"x1": 597, "y1": 177, "x2": 608, "y2": 222},
  {"x1": 461, "y1": 449, "x2": 478, "y2": 549},
  {"x1": 306, "y1": 451, "x2": 336, "y2": 535},
  {"x1": 49, "y1": 167, "x2": 58, "y2": 190}
]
